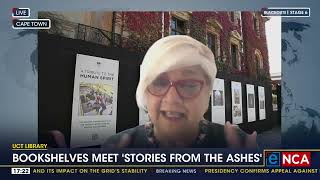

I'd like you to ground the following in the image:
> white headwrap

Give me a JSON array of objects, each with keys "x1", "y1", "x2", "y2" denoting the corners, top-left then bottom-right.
[{"x1": 136, "y1": 35, "x2": 217, "y2": 110}]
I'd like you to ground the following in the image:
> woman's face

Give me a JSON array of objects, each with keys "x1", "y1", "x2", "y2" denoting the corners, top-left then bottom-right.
[{"x1": 146, "y1": 65, "x2": 211, "y2": 141}]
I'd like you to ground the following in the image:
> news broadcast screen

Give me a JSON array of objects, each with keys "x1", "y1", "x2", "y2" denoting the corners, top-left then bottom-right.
[{"x1": 1, "y1": 0, "x2": 319, "y2": 179}]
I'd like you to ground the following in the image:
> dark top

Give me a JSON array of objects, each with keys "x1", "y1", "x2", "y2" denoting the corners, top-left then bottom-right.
[{"x1": 102, "y1": 119, "x2": 229, "y2": 148}]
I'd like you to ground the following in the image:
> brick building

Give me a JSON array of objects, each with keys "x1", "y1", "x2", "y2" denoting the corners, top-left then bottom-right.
[
  {"x1": 112, "y1": 11, "x2": 270, "y2": 81},
  {"x1": 41, "y1": 11, "x2": 270, "y2": 82},
  {"x1": 39, "y1": 11, "x2": 278, "y2": 134}
]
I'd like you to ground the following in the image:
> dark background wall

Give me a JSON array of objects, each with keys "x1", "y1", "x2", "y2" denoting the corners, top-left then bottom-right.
[
  {"x1": 38, "y1": 32, "x2": 276, "y2": 146},
  {"x1": 39, "y1": 32, "x2": 143, "y2": 145}
]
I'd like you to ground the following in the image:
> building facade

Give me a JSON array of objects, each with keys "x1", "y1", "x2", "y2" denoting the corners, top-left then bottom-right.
[
  {"x1": 40, "y1": 11, "x2": 270, "y2": 82},
  {"x1": 111, "y1": 12, "x2": 270, "y2": 81},
  {"x1": 38, "y1": 11, "x2": 281, "y2": 140}
]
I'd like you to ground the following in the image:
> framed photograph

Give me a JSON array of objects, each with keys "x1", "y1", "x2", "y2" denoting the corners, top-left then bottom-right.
[
  {"x1": 213, "y1": 90, "x2": 224, "y2": 106},
  {"x1": 246, "y1": 84, "x2": 256, "y2": 122},
  {"x1": 211, "y1": 78, "x2": 225, "y2": 125},
  {"x1": 258, "y1": 86, "x2": 266, "y2": 120},
  {"x1": 231, "y1": 81, "x2": 243, "y2": 124}
]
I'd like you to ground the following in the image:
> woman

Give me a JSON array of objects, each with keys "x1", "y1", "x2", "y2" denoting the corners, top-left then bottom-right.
[{"x1": 102, "y1": 35, "x2": 257, "y2": 148}]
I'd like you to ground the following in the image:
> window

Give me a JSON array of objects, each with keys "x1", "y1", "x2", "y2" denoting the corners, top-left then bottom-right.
[
  {"x1": 255, "y1": 49, "x2": 264, "y2": 75},
  {"x1": 231, "y1": 44, "x2": 238, "y2": 69},
  {"x1": 207, "y1": 33, "x2": 217, "y2": 57},
  {"x1": 255, "y1": 55, "x2": 260, "y2": 74},
  {"x1": 253, "y1": 17, "x2": 257, "y2": 31},
  {"x1": 253, "y1": 14, "x2": 260, "y2": 35},
  {"x1": 230, "y1": 12, "x2": 235, "y2": 22},
  {"x1": 171, "y1": 17, "x2": 186, "y2": 35}
]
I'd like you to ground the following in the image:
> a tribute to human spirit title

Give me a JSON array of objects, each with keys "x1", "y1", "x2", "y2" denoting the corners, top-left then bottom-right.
[{"x1": 80, "y1": 69, "x2": 114, "y2": 81}]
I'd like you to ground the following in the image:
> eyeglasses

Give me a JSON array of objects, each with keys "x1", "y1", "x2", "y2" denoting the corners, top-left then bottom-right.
[{"x1": 147, "y1": 77, "x2": 204, "y2": 99}]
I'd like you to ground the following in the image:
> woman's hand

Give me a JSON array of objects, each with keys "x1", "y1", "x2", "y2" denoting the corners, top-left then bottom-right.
[
  {"x1": 224, "y1": 121, "x2": 257, "y2": 149},
  {"x1": 47, "y1": 130, "x2": 67, "y2": 148},
  {"x1": 107, "y1": 133, "x2": 132, "y2": 148}
]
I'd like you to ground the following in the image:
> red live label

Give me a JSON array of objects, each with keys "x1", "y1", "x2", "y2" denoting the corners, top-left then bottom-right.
[{"x1": 282, "y1": 152, "x2": 311, "y2": 167}]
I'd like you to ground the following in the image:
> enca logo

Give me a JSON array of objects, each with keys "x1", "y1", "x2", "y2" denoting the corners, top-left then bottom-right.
[{"x1": 266, "y1": 151, "x2": 311, "y2": 167}]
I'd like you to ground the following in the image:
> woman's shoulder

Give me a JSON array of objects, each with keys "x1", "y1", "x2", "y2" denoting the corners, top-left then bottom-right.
[
  {"x1": 101, "y1": 125, "x2": 151, "y2": 148},
  {"x1": 198, "y1": 120, "x2": 227, "y2": 148},
  {"x1": 200, "y1": 119, "x2": 225, "y2": 134}
]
